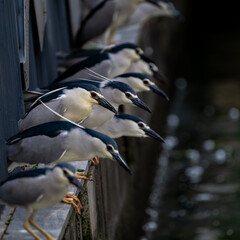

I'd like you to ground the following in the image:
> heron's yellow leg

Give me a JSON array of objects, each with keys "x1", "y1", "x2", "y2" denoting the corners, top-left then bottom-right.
[
  {"x1": 29, "y1": 210, "x2": 55, "y2": 240},
  {"x1": 23, "y1": 210, "x2": 41, "y2": 240}
]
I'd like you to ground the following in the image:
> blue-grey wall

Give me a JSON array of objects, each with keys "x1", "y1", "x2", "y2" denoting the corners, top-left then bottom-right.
[
  {"x1": 0, "y1": 0, "x2": 24, "y2": 181},
  {"x1": 0, "y1": 0, "x2": 72, "y2": 181}
]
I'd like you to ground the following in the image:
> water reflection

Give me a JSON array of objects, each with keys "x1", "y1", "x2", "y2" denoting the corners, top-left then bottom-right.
[
  {"x1": 140, "y1": 79, "x2": 240, "y2": 240},
  {"x1": 167, "y1": 114, "x2": 180, "y2": 129},
  {"x1": 202, "y1": 140, "x2": 215, "y2": 151},
  {"x1": 175, "y1": 78, "x2": 187, "y2": 90},
  {"x1": 228, "y1": 107, "x2": 239, "y2": 120},
  {"x1": 164, "y1": 136, "x2": 179, "y2": 150},
  {"x1": 186, "y1": 149, "x2": 200, "y2": 163},
  {"x1": 185, "y1": 166, "x2": 204, "y2": 183},
  {"x1": 214, "y1": 149, "x2": 227, "y2": 164}
]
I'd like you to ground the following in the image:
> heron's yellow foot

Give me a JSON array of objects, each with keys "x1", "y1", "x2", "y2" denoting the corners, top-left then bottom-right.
[
  {"x1": 62, "y1": 198, "x2": 80, "y2": 215},
  {"x1": 91, "y1": 156, "x2": 100, "y2": 165},
  {"x1": 75, "y1": 172, "x2": 93, "y2": 181},
  {"x1": 76, "y1": 173, "x2": 87, "y2": 176},
  {"x1": 65, "y1": 193, "x2": 82, "y2": 209}
]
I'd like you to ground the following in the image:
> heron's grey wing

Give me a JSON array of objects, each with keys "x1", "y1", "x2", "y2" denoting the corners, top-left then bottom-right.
[
  {"x1": 88, "y1": 59, "x2": 112, "y2": 79},
  {"x1": 7, "y1": 132, "x2": 68, "y2": 165},
  {"x1": 18, "y1": 99, "x2": 65, "y2": 131},
  {"x1": 54, "y1": 51, "x2": 110, "y2": 83},
  {"x1": 0, "y1": 177, "x2": 45, "y2": 206},
  {"x1": 63, "y1": 59, "x2": 112, "y2": 81},
  {"x1": 76, "y1": 1, "x2": 116, "y2": 46}
]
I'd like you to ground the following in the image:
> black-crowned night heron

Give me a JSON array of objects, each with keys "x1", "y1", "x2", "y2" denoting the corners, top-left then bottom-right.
[
  {"x1": 95, "y1": 113, "x2": 165, "y2": 141},
  {"x1": 103, "y1": 0, "x2": 145, "y2": 43},
  {"x1": 53, "y1": 43, "x2": 143, "y2": 82},
  {"x1": 18, "y1": 83, "x2": 117, "y2": 131},
  {"x1": 75, "y1": 0, "x2": 146, "y2": 46},
  {"x1": 56, "y1": 46, "x2": 167, "y2": 85},
  {"x1": 126, "y1": 53, "x2": 168, "y2": 84},
  {"x1": 75, "y1": 0, "x2": 116, "y2": 47},
  {"x1": 124, "y1": 0, "x2": 181, "y2": 27},
  {"x1": 0, "y1": 162, "x2": 82, "y2": 240},
  {"x1": 7, "y1": 121, "x2": 132, "y2": 175},
  {"x1": 51, "y1": 80, "x2": 151, "y2": 129},
  {"x1": 112, "y1": 72, "x2": 169, "y2": 100}
]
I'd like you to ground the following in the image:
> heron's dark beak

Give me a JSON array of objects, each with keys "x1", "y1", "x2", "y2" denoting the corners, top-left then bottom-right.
[
  {"x1": 153, "y1": 70, "x2": 168, "y2": 85},
  {"x1": 143, "y1": 128, "x2": 165, "y2": 143},
  {"x1": 130, "y1": 97, "x2": 152, "y2": 113},
  {"x1": 68, "y1": 175, "x2": 84, "y2": 191},
  {"x1": 97, "y1": 97, "x2": 117, "y2": 114},
  {"x1": 112, "y1": 152, "x2": 132, "y2": 175},
  {"x1": 149, "y1": 84, "x2": 169, "y2": 101}
]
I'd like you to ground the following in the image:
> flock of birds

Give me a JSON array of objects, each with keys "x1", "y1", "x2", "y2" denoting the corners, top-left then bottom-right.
[{"x1": 0, "y1": 0, "x2": 180, "y2": 239}]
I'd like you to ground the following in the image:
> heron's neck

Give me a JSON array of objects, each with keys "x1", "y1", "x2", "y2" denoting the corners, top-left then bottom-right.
[
  {"x1": 100, "y1": 88, "x2": 120, "y2": 108},
  {"x1": 108, "y1": 52, "x2": 132, "y2": 78},
  {"x1": 96, "y1": 117, "x2": 126, "y2": 138}
]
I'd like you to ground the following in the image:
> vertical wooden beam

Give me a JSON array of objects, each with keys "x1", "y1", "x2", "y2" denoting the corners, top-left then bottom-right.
[{"x1": 0, "y1": 0, "x2": 24, "y2": 181}]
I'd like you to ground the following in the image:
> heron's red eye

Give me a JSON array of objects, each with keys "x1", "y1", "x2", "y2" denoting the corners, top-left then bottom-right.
[
  {"x1": 143, "y1": 80, "x2": 149, "y2": 85},
  {"x1": 91, "y1": 92, "x2": 97, "y2": 98},
  {"x1": 136, "y1": 48, "x2": 142, "y2": 54},
  {"x1": 138, "y1": 122, "x2": 144, "y2": 128},
  {"x1": 107, "y1": 145, "x2": 113, "y2": 151},
  {"x1": 125, "y1": 92, "x2": 131, "y2": 98}
]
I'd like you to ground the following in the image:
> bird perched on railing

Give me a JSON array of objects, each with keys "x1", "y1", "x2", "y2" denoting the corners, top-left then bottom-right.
[
  {"x1": 7, "y1": 121, "x2": 132, "y2": 175},
  {"x1": 95, "y1": 113, "x2": 165, "y2": 142},
  {"x1": 78, "y1": 0, "x2": 181, "y2": 45},
  {"x1": 50, "y1": 80, "x2": 151, "y2": 129},
  {"x1": 112, "y1": 72, "x2": 169, "y2": 100},
  {"x1": 53, "y1": 43, "x2": 143, "y2": 82},
  {"x1": 126, "y1": 54, "x2": 168, "y2": 84},
  {"x1": 55, "y1": 46, "x2": 167, "y2": 84},
  {"x1": 18, "y1": 83, "x2": 117, "y2": 131},
  {"x1": 103, "y1": 0, "x2": 145, "y2": 43},
  {"x1": 0, "y1": 162, "x2": 83, "y2": 240},
  {"x1": 75, "y1": 0, "x2": 116, "y2": 47},
  {"x1": 75, "y1": 0, "x2": 146, "y2": 46},
  {"x1": 124, "y1": 0, "x2": 182, "y2": 27}
]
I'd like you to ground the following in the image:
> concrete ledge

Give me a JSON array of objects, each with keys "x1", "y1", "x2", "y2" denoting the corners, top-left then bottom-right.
[{"x1": 1, "y1": 161, "x2": 89, "y2": 240}]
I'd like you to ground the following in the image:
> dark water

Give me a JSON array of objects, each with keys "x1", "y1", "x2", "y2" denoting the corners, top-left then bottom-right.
[
  {"x1": 139, "y1": 8, "x2": 240, "y2": 238},
  {"x1": 153, "y1": 79, "x2": 240, "y2": 240},
  {"x1": 140, "y1": 77, "x2": 240, "y2": 240}
]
